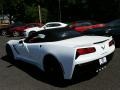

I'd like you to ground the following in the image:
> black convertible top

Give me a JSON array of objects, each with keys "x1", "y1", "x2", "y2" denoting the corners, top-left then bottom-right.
[{"x1": 25, "y1": 27, "x2": 82, "y2": 42}]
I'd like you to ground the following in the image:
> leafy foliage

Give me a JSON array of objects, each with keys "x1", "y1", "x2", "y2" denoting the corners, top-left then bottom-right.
[{"x1": 0, "y1": 0, "x2": 120, "y2": 23}]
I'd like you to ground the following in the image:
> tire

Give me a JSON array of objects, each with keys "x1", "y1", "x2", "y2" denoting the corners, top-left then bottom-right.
[
  {"x1": 1, "y1": 30, "x2": 7, "y2": 36},
  {"x1": 28, "y1": 31, "x2": 36, "y2": 37},
  {"x1": 12, "y1": 31, "x2": 19, "y2": 37},
  {"x1": 43, "y1": 55, "x2": 64, "y2": 80},
  {"x1": 6, "y1": 44, "x2": 14, "y2": 60}
]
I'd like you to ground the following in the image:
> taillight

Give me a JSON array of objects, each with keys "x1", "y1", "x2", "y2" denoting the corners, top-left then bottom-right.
[
  {"x1": 75, "y1": 47, "x2": 96, "y2": 59},
  {"x1": 109, "y1": 40, "x2": 114, "y2": 46}
]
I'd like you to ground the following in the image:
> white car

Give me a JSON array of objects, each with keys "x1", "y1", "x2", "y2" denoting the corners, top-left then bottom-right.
[
  {"x1": 24, "y1": 22, "x2": 68, "y2": 37},
  {"x1": 6, "y1": 27, "x2": 115, "y2": 80}
]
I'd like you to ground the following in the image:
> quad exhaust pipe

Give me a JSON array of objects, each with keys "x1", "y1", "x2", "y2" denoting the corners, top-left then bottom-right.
[{"x1": 96, "y1": 66, "x2": 107, "y2": 72}]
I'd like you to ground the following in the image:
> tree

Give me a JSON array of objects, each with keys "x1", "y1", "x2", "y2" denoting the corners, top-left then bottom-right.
[{"x1": 0, "y1": 0, "x2": 120, "y2": 23}]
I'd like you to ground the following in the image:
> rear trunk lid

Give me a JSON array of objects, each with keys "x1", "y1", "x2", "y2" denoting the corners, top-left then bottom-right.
[{"x1": 55, "y1": 36, "x2": 111, "y2": 47}]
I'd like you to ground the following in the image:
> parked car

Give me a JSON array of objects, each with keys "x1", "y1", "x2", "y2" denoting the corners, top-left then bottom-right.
[
  {"x1": 0, "y1": 22, "x2": 41, "y2": 37},
  {"x1": 24, "y1": 22, "x2": 68, "y2": 37},
  {"x1": 9, "y1": 23, "x2": 41, "y2": 37},
  {"x1": 82, "y1": 19, "x2": 120, "y2": 47},
  {"x1": 69, "y1": 20, "x2": 106, "y2": 32},
  {"x1": 6, "y1": 27, "x2": 115, "y2": 80},
  {"x1": 0, "y1": 22, "x2": 24, "y2": 36}
]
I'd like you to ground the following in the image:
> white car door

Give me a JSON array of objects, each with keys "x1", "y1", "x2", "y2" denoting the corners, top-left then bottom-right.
[
  {"x1": 14, "y1": 41, "x2": 30, "y2": 60},
  {"x1": 15, "y1": 40, "x2": 45, "y2": 65},
  {"x1": 24, "y1": 43, "x2": 44, "y2": 64},
  {"x1": 20, "y1": 32, "x2": 48, "y2": 64}
]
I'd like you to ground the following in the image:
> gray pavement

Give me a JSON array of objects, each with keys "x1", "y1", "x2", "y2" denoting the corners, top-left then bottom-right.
[{"x1": 0, "y1": 36, "x2": 120, "y2": 90}]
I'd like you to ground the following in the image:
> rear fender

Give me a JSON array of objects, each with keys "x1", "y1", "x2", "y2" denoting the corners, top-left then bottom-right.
[{"x1": 42, "y1": 45, "x2": 76, "y2": 79}]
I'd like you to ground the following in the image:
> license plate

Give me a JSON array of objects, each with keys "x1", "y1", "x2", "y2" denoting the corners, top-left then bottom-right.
[{"x1": 99, "y1": 57, "x2": 107, "y2": 65}]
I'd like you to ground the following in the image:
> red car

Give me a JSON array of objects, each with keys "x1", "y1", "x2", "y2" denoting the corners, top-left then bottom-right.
[
  {"x1": 9, "y1": 23, "x2": 41, "y2": 37},
  {"x1": 69, "y1": 20, "x2": 106, "y2": 32}
]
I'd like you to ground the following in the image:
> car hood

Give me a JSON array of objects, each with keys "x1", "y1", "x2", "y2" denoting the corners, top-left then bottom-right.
[{"x1": 53, "y1": 36, "x2": 111, "y2": 47}]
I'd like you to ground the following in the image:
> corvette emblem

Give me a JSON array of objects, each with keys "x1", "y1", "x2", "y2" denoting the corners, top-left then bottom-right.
[{"x1": 101, "y1": 45, "x2": 105, "y2": 50}]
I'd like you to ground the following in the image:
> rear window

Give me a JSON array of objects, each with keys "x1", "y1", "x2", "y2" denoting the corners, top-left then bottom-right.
[{"x1": 46, "y1": 23, "x2": 61, "y2": 27}]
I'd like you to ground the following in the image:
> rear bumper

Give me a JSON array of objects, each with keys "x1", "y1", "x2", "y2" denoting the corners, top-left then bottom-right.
[{"x1": 73, "y1": 52, "x2": 114, "y2": 77}]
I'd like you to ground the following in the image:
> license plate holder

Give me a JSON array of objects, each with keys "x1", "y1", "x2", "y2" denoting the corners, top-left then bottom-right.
[{"x1": 99, "y1": 57, "x2": 107, "y2": 65}]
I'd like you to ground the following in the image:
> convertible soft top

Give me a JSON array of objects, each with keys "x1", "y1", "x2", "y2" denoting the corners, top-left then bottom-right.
[{"x1": 26, "y1": 27, "x2": 83, "y2": 42}]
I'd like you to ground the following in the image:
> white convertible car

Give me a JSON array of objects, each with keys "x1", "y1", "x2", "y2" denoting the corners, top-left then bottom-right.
[{"x1": 6, "y1": 27, "x2": 115, "y2": 80}]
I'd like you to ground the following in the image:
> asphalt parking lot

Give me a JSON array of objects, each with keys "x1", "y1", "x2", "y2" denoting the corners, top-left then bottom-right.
[{"x1": 0, "y1": 36, "x2": 120, "y2": 90}]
